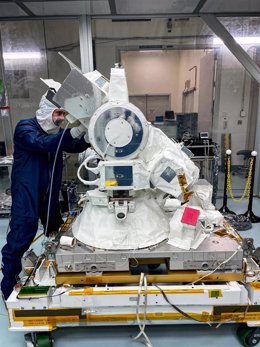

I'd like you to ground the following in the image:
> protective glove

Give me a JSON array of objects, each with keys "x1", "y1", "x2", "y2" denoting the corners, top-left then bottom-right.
[
  {"x1": 70, "y1": 124, "x2": 86, "y2": 139},
  {"x1": 78, "y1": 147, "x2": 98, "y2": 164},
  {"x1": 85, "y1": 147, "x2": 98, "y2": 158}
]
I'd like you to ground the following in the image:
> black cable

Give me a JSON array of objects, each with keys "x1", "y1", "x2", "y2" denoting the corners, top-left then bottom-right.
[
  {"x1": 153, "y1": 284, "x2": 206, "y2": 323},
  {"x1": 19, "y1": 254, "x2": 46, "y2": 290},
  {"x1": 153, "y1": 284, "x2": 252, "y2": 326}
]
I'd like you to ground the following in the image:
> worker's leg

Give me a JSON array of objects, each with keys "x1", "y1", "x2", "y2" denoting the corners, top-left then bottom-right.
[{"x1": 1, "y1": 217, "x2": 38, "y2": 300}]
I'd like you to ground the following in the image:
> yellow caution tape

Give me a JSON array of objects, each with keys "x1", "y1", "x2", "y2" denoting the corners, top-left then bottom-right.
[
  {"x1": 249, "y1": 282, "x2": 260, "y2": 290},
  {"x1": 68, "y1": 288, "x2": 204, "y2": 296},
  {"x1": 208, "y1": 290, "x2": 223, "y2": 298},
  {"x1": 105, "y1": 180, "x2": 118, "y2": 186}
]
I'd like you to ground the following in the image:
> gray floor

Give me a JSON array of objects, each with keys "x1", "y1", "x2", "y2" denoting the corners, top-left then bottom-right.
[{"x1": 1, "y1": 197, "x2": 260, "y2": 346}]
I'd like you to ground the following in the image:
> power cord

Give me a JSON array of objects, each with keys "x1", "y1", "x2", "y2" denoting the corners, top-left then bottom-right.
[
  {"x1": 133, "y1": 273, "x2": 153, "y2": 347},
  {"x1": 153, "y1": 283, "x2": 210, "y2": 325},
  {"x1": 189, "y1": 245, "x2": 242, "y2": 285},
  {"x1": 41, "y1": 122, "x2": 70, "y2": 254}
]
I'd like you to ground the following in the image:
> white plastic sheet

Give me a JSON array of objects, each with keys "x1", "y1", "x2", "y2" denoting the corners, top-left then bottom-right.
[
  {"x1": 72, "y1": 193, "x2": 169, "y2": 250},
  {"x1": 109, "y1": 68, "x2": 129, "y2": 104},
  {"x1": 140, "y1": 126, "x2": 199, "y2": 198},
  {"x1": 188, "y1": 180, "x2": 214, "y2": 210},
  {"x1": 168, "y1": 206, "x2": 206, "y2": 250}
]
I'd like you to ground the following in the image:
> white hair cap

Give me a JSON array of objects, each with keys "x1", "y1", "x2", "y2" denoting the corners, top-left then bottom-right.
[{"x1": 36, "y1": 95, "x2": 60, "y2": 134}]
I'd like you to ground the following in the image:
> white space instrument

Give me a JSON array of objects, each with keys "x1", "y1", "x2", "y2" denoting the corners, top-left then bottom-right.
[{"x1": 53, "y1": 65, "x2": 217, "y2": 250}]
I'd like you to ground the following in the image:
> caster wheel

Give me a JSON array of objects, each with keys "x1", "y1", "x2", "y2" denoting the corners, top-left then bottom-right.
[
  {"x1": 36, "y1": 333, "x2": 53, "y2": 347},
  {"x1": 237, "y1": 325, "x2": 259, "y2": 347},
  {"x1": 24, "y1": 333, "x2": 35, "y2": 347}
]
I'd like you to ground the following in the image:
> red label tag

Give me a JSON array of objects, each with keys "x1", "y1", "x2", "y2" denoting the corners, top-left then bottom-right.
[{"x1": 181, "y1": 207, "x2": 200, "y2": 226}]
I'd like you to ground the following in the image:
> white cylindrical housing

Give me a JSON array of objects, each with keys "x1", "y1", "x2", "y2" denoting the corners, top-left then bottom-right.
[{"x1": 60, "y1": 236, "x2": 76, "y2": 247}]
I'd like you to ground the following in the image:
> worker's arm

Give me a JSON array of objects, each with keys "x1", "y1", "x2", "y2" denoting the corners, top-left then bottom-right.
[
  {"x1": 62, "y1": 130, "x2": 90, "y2": 153},
  {"x1": 14, "y1": 122, "x2": 68, "y2": 153},
  {"x1": 14, "y1": 121, "x2": 89, "y2": 154}
]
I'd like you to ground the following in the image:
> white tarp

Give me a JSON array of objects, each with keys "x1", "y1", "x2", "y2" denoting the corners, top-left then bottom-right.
[
  {"x1": 109, "y1": 68, "x2": 129, "y2": 104},
  {"x1": 72, "y1": 193, "x2": 169, "y2": 250},
  {"x1": 140, "y1": 126, "x2": 199, "y2": 198}
]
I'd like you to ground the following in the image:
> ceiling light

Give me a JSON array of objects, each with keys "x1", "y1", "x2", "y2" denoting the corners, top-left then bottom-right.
[
  {"x1": 213, "y1": 37, "x2": 260, "y2": 45},
  {"x1": 3, "y1": 52, "x2": 42, "y2": 60}
]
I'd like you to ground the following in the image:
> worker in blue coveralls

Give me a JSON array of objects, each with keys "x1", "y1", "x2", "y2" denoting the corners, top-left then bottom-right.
[{"x1": 1, "y1": 94, "x2": 90, "y2": 300}]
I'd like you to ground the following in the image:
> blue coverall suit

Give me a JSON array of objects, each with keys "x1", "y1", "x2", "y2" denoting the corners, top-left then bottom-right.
[{"x1": 1, "y1": 117, "x2": 89, "y2": 300}]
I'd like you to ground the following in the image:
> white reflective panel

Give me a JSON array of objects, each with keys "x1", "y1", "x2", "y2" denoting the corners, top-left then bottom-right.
[
  {"x1": 202, "y1": 0, "x2": 260, "y2": 12},
  {"x1": 53, "y1": 68, "x2": 105, "y2": 122},
  {"x1": 24, "y1": 1, "x2": 110, "y2": 16},
  {"x1": 0, "y1": 3, "x2": 26, "y2": 17},
  {"x1": 115, "y1": 0, "x2": 200, "y2": 15}
]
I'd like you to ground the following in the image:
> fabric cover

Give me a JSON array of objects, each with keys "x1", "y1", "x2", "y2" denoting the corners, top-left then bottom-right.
[{"x1": 72, "y1": 192, "x2": 169, "y2": 250}]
